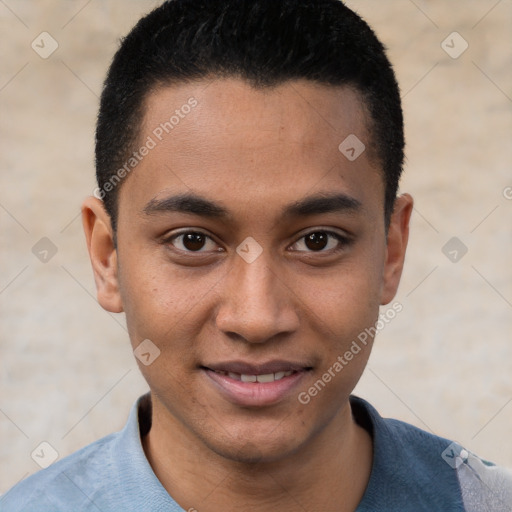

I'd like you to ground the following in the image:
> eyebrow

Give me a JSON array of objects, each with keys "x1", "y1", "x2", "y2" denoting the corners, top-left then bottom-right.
[
  {"x1": 282, "y1": 192, "x2": 362, "y2": 218},
  {"x1": 142, "y1": 191, "x2": 362, "y2": 220}
]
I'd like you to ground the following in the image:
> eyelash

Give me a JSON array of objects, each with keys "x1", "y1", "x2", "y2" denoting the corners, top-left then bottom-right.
[{"x1": 163, "y1": 229, "x2": 351, "y2": 255}]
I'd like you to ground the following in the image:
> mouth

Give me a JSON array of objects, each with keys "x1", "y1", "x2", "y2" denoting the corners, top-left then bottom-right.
[
  {"x1": 207, "y1": 368, "x2": 297, "y2": 383},
  {"x1": 200, "y1": 360, "x2": 312, "y2": 407}
]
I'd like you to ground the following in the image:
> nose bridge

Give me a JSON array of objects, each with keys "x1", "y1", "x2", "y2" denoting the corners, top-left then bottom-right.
[
  {"x1": 215, "y1": 246, "x2": 298, "y2": 343},
  {"x1": 235, "y1": 252, "x2": 277, "y2": 307}
]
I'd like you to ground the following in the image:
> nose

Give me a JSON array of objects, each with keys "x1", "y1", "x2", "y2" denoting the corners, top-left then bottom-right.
[{"x1": 214, "y1": 248, "x2": 300, "y2": 344}]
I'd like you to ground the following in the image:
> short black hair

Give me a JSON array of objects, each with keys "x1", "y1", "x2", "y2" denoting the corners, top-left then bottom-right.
[{"x1": 95, "y1": 0, "x2": 404, "y2": 233}]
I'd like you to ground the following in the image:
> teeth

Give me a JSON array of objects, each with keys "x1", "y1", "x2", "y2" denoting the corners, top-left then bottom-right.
[
  {"x1": 256, "y1": 373, "x2": 274, "y2": 383},
  {"x1": 219, "y1": 370, "x2": 295, "y2": 382}
]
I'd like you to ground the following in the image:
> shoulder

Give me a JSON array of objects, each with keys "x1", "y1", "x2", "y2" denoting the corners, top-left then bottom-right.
[
  {"x1": 351, "y1": 396, "x2": 512, "y2": 511},
  {"x1": 383, "y1": 414, "x2": 512, "y2": 511},
  {"x1": 0, "y1": 432, "x2": 119, "y2": 512},
  {"x1": 1, "y1": 393, "x2": 181, "y2": 512},
  {"x1": 457, "y1": 450, "x2": 512, "y2": 512}
]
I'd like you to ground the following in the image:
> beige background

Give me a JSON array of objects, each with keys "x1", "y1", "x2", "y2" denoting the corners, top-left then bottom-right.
[{"x1": 1, "y1": 0, "x2": 511, "y2": 492}]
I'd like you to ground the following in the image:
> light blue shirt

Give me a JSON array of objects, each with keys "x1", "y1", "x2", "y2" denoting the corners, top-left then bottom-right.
[{"x1": 2, "y1": 393, "x2": 511, "y2": 511}]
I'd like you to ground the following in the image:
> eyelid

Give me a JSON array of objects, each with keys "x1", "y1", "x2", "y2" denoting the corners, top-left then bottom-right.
[{"x1": 295, "y1": 226, "x2": 351, "y2": 240}]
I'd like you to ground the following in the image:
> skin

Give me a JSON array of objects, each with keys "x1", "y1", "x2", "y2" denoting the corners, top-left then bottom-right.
[{"x1": 82, "y1": 78, "x2": 413, "y2": 511}]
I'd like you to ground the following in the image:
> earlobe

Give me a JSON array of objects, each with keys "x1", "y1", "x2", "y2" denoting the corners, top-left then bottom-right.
[
  {"x1": 380, "y1": 193, "x2": 414, "y2": 305},
  {"x1": 81, "y1": 197, "x2": 124, "y2": 313}
]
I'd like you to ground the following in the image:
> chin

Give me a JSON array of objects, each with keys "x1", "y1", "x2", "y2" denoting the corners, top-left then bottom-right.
[{"x1": 200, "y1": 424, "x2": 304, "y2": 466}]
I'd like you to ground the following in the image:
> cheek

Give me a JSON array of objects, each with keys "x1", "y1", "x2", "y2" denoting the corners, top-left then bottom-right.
[
  {"x1": 118, "y1": 265, "x2": 171, "y2": 344},
  {"x1": 304, "y1": 255, "x2": 384, "y2": 337},
  {"x1": 117, "y1": 252, "x2": 222, "y2": 361},
  {"x1": 118, "y1": 262, "x2": 207, "y2": 405},
  {"x1": 296, "y1": 267, "x2": 381, "y2": 413}
]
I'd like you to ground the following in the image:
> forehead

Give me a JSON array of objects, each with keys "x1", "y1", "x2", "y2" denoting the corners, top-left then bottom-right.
[
  {"x1": 143, "y1": 78, "x2": 372, "y2": 156},
  {"x1": 119, "y1": 78, "x2": 383, "y2": 223}
]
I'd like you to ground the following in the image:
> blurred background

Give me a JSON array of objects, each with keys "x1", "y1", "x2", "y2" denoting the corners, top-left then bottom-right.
[{"x1": 1, "y1": 0, "x2": 511, "y2": 491}]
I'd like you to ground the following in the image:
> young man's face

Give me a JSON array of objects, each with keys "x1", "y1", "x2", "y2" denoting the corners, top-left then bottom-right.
[{"x1": 83, "y1": 78, "x2": 411, "y2": 463}]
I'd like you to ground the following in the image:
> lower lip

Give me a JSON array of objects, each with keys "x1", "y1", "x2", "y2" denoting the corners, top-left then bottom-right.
[{"x1": 202, "y1": 368, "x2": 308, "y2": 407}]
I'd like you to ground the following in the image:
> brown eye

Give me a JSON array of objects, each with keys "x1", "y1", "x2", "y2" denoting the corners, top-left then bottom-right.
[
  {"x1": 166, "y1": 231, "x2": 220, "y2": 253},
  {"x1": 182, "y1": 232, "x2": 206, "y2": 251},
  {"x1": 290, "y1": 230, "x2": 350, "y2": 253},
  {"x1": 304, "y1": 232, "x2": 329, "y2": 251}
]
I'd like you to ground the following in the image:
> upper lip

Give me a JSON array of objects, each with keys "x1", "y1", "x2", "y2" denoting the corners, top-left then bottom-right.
[{"x1": 203, "y1": 360, "x2": 312, "y2": 375}]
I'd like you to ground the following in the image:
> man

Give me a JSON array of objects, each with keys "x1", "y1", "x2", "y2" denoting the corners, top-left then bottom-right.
[{"x1": 2, "y1": 0, "x2": 511, "y2": 510}]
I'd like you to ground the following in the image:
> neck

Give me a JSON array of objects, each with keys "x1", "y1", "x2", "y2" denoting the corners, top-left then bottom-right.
[{"x1": 142, "y1": 395, "x2": 373, "y2": 512}]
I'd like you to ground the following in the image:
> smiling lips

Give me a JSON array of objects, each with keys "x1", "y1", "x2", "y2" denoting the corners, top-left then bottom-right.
[
  {"x1": 211, "y1": 368, "x2": 296, "y2": 383},
  {"x1": 202, "y1": 360, "x2": 312, "y2": 406}
]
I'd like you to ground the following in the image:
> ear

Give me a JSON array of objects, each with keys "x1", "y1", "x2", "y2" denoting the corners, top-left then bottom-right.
[
  {"x1": 380, "y1": 193, "x2": 414, "y2": 305},
  {"x1": 81, "y1": 196, "x2": 123, "y2": 313}
]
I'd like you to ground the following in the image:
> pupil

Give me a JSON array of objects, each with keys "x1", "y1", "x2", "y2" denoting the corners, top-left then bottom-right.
[
  {"x1": 183, "y1": 233, "x2": 205, "y2": 251},
  {"x1": 305, "y1": 232, "x2": 327, "y2": 251}
]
